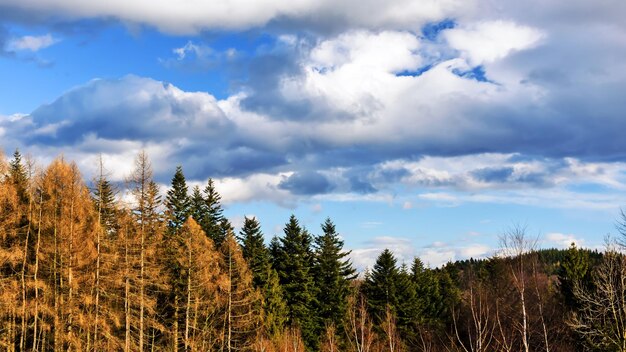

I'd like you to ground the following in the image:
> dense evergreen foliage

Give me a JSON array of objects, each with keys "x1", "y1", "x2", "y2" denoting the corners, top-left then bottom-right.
[{"x1": 0, "y1": 150, "x2": 623, "y2": 351}]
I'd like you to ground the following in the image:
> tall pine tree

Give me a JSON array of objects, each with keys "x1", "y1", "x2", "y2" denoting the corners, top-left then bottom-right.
[
  {"x1": 165, "y1": 166, "x2": 190, "y2": 234},
  {"x1": 362, "y1": 249, "x2": 400, "y2": 322},
  {"x1": 239, "y1": 216, "x2": 287, "y2": 339},
  {"x1": 313, "y1": 218, "x2": 356, "y2": 332},
  {"x1": 219, "y1": 230, "x2": 263, "y2": 351},
  {"x1": 274, "y1": 215, "x2": 318, "y2": 350},
  {"x1": 201, "y1": 178, "x2": 225, "y2": 244}
]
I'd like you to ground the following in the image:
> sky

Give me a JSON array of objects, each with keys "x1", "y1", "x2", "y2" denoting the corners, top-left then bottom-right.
[{"x1": 1, "y1": 0, "x2": 626, "y2": 269}]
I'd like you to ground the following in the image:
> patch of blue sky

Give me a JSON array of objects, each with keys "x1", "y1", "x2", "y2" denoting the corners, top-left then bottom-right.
[
  {"x1": 395, "y1": 64, "x2": 432, "y2": 77},
  {"x1": 565, "y1": 183, "x2": 614, "y2": 194},
  {"x1": 452, "y1": 65, "x2": 494, "y2": 83},
  {"x1": 224, "y1": 193, "x2": 614, "y2": 259},
  {"x1": 421, "y1": 18, "x2": 456, "y2": 41},
  {"x1": 0, "y1": 23, "x2": 281, "y2": 114}
]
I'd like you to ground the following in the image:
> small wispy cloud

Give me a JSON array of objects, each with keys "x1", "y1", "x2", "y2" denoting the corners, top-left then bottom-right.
[
  {"x1": 173, "y1": 41, "x2": 212, "y2": 60},
  {"x1": 8, "y1": 34, "x2": 59, "y2": 52}
]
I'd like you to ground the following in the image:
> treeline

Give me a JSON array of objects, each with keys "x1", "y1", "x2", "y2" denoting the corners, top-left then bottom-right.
[{"x1": 0, "y1": 149, "x2": 623, "y2": 351}]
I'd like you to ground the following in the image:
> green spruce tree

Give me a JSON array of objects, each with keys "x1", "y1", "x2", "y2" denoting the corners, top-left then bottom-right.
[
  {"x1": 239, "y1": 217, "x2": 270, "y2": 287},
  {"x1": 558, "y1": 242, "x2": 591, "y2": 309},
  {"x1": 274, "y1": 215, "x2": 318, "y2": 350},
  {"x1": 201, "y1": 178, "x2": 225, "y2": 244},
  {"x1": 165, "y1": 166, "x2": 190, "y2": 234},
  {"x1": 313, "y1": 218, "x2": 356, "y2": 331},
  {"x1": 189, "y1": 185, "x2": 206, "y2": 225},
  {"x1": 8, "y1": 149, "x2": 29, "y2": 205},
  {"x1": 362, "y1": 249, "x2": 400, "y2": 322},
  {"x1": 92, "y1": 170, "x2": 118, "y2": 236}
]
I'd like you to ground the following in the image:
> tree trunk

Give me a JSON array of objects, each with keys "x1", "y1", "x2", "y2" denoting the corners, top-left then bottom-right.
[
  {"x1": 185, "y1": 239, "x2": 192, "y2": 352},
  {"x1": 124, "y1": 226, "x2": 131, "y2": 352},
  {"x1": 139, "y1": 217, "x2": 145, "y2": 352},
  {"x1": 20, "y1": 189, "x2": 32, "y2": 352},
  {"x1": 32, "y1": 193, "x2": 43, "y2": 352},
  {"x1": 67, "y1": 193, "x2": 75, "y2": 352}
]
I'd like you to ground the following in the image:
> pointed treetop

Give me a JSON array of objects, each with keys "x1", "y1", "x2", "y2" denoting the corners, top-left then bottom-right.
[
  {"x1": 165, "y1": 165, "x2": 190, "y2": 232},
  {"x1": 8, "y1": 148, "x2": 29, "y2": 202}
]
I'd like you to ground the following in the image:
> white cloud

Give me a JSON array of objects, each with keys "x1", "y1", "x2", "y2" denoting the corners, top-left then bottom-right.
[
  {"x1": 350, "y1": 236, "x2": 416, "y2": 271},
  {"x1": 460, "y1": 243, "x2": 490, "y2": 257},
  {"x1": 418, "y1": 242, "x2": 492, "y2": 267},
  {"x1": 349, "y1": 236, "x2": 493, "y2": 271},
  {"x1": 214, "y1": 172, "x2": 293, "y2": 205},
  {"x1": 443, "y1": 21, "x2": 545, "y2": 64},
  {"x1": 173, "y1": 41, "x2": 211, "y2": 60},
  {"x1": 8, "y1": 33, "x2": 59, "y2": 52},
  {"x1": 0, "y1": 0, "x2": 469, "y2": 34},
  {"x1": 545, "y1": 232, "x2": 585, "y2": 248}
]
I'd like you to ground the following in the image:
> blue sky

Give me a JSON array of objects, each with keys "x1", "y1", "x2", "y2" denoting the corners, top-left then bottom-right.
[{"x1": 2, "y1": 0, "x2": 626, "y2": 268}]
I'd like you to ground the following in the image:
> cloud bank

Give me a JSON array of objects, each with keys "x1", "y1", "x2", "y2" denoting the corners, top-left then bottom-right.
[{"x1": 1, "y1": 0, "x2": 626, "y2": 212}]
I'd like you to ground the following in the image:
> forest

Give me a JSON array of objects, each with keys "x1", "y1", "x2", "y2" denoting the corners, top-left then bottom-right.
[{"x1": 0, "y1": 149, "x2": 624, "y2": 352}]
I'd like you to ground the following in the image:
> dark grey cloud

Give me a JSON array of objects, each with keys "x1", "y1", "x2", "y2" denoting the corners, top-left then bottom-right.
[
  {"x1": 278, "y1": 171, "x2": 335, "y2": 195},
  {"x1": 348, "y1": 176, "x2": 377, "y2": 194},
  {"x1": 168, "y1": 145, "x2": 287, "y2": 181}
]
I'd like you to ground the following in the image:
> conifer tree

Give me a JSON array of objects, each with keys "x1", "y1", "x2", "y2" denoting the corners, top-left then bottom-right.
[
  {"x1": 9, "y1": 149, "x2": 29, "y2": 205},
  {"x1": 7, "y1": 149, "x2": 33, "y2": 351},
  {"x1": 200, "y1": 178, "x2": 225, "y2": 244},
  {"x1": 165, "y1": 166, "x2": 191, "y2": 234},
  {"x1": 411, "y1": 257, "x2": 446, "y2": 326},
  {"x1": 362, "y1": 249, "x2": 400, "y2": 323},
  {"x1": 274, "y1": 215, "x2": 318, "y2": 350},
  {"x1": 239, "y1": 216, "x2": 288, "y2": 339},
  {"x1": 90, "y1": 156, "x2": 121, "y2": 350},
  {"x1": 38, "y1": 158, "x2": 99, "y2": 350},
  {"x1": 217, "y1": 218, "x2": 233, "y2": 247},
  {"x1": 394, "y1": 264, "x2": 419, "y2": 344},
  {"x1": 127, "y1": 151, "x2": 165, "y2": 352},
  {"x1": 189, "y1": 185, "x2": 206, "y2": 225},
  {"x1": 0, "y1": 151, "x2": 24, "y2": 350},
  {"x1": 173, "y1": 218, "x2": 223, "y2": 351},
  {"x1": 220, "y1": 230, "x2": 263, "y2": 351},
  {"x1": 239, "y1": 216, "x2": 270, "y2": 287},
  {"x1": 269, "y1": 235, "x2": 282, "y2": 269},
  {"x1": 314, "y1": 218, "x2": 356, "y2": 331},
  {"x1": 558, "y1": 242, "x2": 591, "y2": 309},
  {"x1": 261, "y1": 268, "x2": 288, "y2": 339},
  {"x1": 92, "y1": 158, "x2": 118, "y2": 236}
]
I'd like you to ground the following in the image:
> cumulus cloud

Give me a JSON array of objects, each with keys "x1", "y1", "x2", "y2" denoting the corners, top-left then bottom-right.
[
  {"x1": 2, "y1": 69, "x2": 626, "y2": 209},
  {"x1": 443, "y1": 21, "x2": 544, "y2": 64},
  {"x1": 2, "y1": 0, "x2": 626, "y2": 206}
]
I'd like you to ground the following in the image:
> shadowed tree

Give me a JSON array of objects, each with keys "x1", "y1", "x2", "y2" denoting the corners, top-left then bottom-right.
[
  {"x1": 314, "y1": 218, "x2": 356, "y2": 333},
  {"x1": 165, "y1": 166, "x2": 191, "y2": 234},
  {"x1": 362, "y1": 249, "x2": 399, "y2": 322},
  {"x1": 274, "y1": 215, "x2": 318, "y2": 350},
  {"x1": 239, "y1": 216, "x2": 288, "y2": 338}
]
